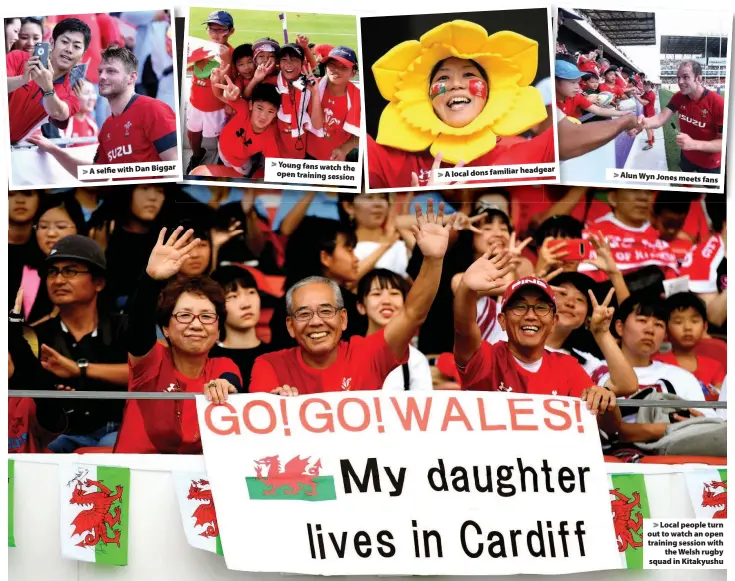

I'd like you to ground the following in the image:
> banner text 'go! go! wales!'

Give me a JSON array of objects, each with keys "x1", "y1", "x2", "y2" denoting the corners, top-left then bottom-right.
[{"x1": 196, "y1": 391, "x2": 621, "y2": 576}]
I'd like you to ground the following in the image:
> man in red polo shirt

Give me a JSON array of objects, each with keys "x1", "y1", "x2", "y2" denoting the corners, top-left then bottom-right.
[
  {"x1": 641, "y1": 60, "x2": 724, "y2": 174},
  {"x1": 453, "y1": 257, "x2": 615, "y2": 414},
  {"x1": 6, "y1": 18, "x2": 90, "y2": 144},
  {"x1": 27, "y1": 46, "x2": 178, "y2": 177},
  {"x1": 207, "y1": 201, "x2": 456, "y2": 399}
]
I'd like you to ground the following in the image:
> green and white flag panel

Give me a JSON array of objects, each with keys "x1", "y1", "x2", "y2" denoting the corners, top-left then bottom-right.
[
  {"x1": 58, "y1": 464, "x2": 130, "y2": 566},
  {"x1": 172, "y1": 471, "x2": 223, "y2": 556},
  {"x1": 684, "y1": 469, "x2": 727, "y2": 519},
  {"x1": 608, "y1": 473, "x2": 651, "y2": 570},
  {"x1": 9, "y1": 460, "x2": 15, "y2": 548}
]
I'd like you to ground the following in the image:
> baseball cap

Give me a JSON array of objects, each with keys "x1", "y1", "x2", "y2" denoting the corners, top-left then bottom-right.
[
  {"x1": 555, "y1": 59, "x2": 582, "y2": 80},
  {"x1": 277, "y1": 43, "x2": 305, "y2": 61},
  {"x1": 325, "y1": 46, "x2": 357, "y2": 68},
  {"x1": 203, "y1": 11, "x2": 233, "y2": 28},
  {"x1": 501, "y1": 277, "x2": 556, "y2": 311},
  {"x1": 46, "y1": 235, "x2": 106, "y2": 272},
  {"x1": 313, "y1": 44, "x2": 334, "y2": 60},
  {"x1": 253, "y1": 38, "x2": 280, "y2": 58},
  {"x1": 605, "y1": 65, "x2": 619, "y2": 73},
  {"x1": 582, "y1": 71, "x2": 599, "y2": 81}
]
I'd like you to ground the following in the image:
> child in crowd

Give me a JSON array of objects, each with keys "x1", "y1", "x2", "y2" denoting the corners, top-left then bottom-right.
[
  {"x1": 655, "y1": 292, "x2": 725, "y2": 399},
  {"x1": 650, "y1": 193, "x2": 694, "y2": 262},
  {"x1": 555, "y1": 59, "x2": 625, "y2": 120}
]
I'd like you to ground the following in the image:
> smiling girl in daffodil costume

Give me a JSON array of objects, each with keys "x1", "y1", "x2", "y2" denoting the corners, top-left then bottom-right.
[{"x1": 367, "y1": 20, "x2": 554, "y2": 188}]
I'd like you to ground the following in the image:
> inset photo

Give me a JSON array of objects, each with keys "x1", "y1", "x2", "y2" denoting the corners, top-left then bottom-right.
[
  {"x1": 181, "y1": 8, "x2": 362, "y2": 192},
  {"x1": 4, "y1": 11, "x2": 181, "y2": 188},
  {"x1": 361, "y1": 8, "x2": 558, "y2": 192},
  {"x1": 556, "y1": 7, "x2": 731, "y2": 193}
]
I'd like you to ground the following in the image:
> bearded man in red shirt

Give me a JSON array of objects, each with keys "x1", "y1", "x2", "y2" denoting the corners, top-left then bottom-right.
[
  {"x1": 207, "y1": 200, "x2": 456, "y2": 400},
  {"x1": 453, "y1": 257, "x2": 615, "y2": 415}
]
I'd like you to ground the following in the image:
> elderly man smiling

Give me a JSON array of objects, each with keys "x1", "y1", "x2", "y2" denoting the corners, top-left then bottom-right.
[{"x1": 206, "y1": 200, "x2": 455, "y2": 401}]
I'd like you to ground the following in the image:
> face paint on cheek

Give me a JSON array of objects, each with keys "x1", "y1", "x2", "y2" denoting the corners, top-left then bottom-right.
[
  {"x1": 429, "y1": 81, "x2": 447, "y2": 100},
  {"x1": 469, "y1": 79, "x2": 488, "y2": 100}
]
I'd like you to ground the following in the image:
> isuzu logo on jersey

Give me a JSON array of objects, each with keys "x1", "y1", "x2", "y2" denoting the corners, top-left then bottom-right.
[
  {"x1": 679, "y1": 114, "x2": 706, "y2": 128},
  {"x1": 107, "y1": 144, "x2": 133, "y2": 162}
]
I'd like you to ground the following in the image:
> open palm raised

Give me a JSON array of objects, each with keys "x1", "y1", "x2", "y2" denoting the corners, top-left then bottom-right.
[
  {"x1": 462, "y1": 251, "x2": 515, "y2": 293},
  {"x1": 147, "y1": 227, "x2": 201, "y2": 280},
  {"x1": 411, "y1": 199, "x2": 456, "y2": 259}
]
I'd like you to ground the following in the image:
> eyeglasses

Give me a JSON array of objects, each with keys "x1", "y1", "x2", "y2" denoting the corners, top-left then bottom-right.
[
  {"x1": 507, "y1": 303, "x2": 554, "y2": 317},
  {"x1": 46, "y1": 266, "x2": 90, "y2": 279},
  {"x1": 36, "y1": 222, "x2": 75, "y2": 232},
  {"x1": 289, "y1": 305, "x2": 340, "y2": 322},
  {"x1": 172, "y1": 312, "x2": 219, "y2": 325}
]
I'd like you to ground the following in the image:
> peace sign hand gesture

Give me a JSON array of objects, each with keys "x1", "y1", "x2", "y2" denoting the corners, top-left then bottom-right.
[
  {"x1": 588, "y1": 287, "x2": 615, "y2": 337},
  {"x1": 147, "y1": 227, "x2": 201, "y2": 280},
  {"x1": 215, "y1": 75, "x2": 240, "y2": 101},
  {"x1": 412, "y1": 199, "x2": 456, "y2": 259}
]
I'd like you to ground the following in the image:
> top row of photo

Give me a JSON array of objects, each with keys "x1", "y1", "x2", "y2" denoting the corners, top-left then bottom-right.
[{"x1": 3, "y1": 6, "x2": 731, "y2": 193}]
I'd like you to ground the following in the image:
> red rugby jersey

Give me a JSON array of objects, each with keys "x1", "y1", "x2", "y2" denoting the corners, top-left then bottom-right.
[
  {"x1": 667, "y1": 89, "x2": 724, "y2": 169},
  {"x1": 306, "y1": 83, "x2": 361, "y2": 161},
  {"x1": 367, "y1": 128, "x2": 555, "y2": 189},
  {"x1": 114, "y1": 342, "x2": 241, "y2": 454},
  {"x1": 249, "y1": 329, "x2": 407, "y2": 394},
  {"x1": 218, "y1": 98, "x2": 280, "y2": 168},
  {"x1": 6, "y1": 50, "x2": 80, "y2": 143},
  {"x1": 94, "y1": 94, "x2": 177, "y2": 165},
  {"x1": 458, "y1": 341, "x2": 592, "y2": 396},
  {"x1": 557, "y1": 93, "x2": 593, "y2": 119}
]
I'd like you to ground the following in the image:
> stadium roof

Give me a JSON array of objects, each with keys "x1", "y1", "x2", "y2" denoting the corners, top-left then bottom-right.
[
  {"x1": 660, "y1": 35, "x2": 729, "y2": 56},
  {"x1": 576, "y1": 10, "x2": 656, "y2": 46}
]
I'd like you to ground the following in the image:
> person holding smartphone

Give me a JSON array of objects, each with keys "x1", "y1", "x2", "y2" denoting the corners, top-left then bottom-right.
[{"x1": 6, "y1": 17, "x2": 91, "y2": 144}]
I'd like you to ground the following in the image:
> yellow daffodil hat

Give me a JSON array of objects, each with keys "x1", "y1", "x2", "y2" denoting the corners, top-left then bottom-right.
[{"x1": 372, "y1": 20, "x2": 549, "y2": 164}]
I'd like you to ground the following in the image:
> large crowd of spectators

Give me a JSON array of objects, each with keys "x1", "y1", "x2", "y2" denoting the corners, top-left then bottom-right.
[{"x1": 8, "y1": 186, "x2": 727, "y2": 459}]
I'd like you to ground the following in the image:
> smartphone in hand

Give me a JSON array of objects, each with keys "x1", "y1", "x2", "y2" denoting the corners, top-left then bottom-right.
[
  {"x1": 559, "y1": 239, "x2": 590, "y2": 261},
  {"x1": 33, "y1": 42, "x2": 50, "y2": 69}
]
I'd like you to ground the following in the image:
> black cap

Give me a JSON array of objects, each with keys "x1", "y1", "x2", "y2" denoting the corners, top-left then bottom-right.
[
  {"x1": 605, "y1": 65, "x2": 619, "y2": 73},
  {"x1": 277, "y1": 43, "x2": 305, "y2": 61},
  {"x1": 582, "y1": 71, "x2": 599, "y2": 80},
  {"x1": 46, "y1": 235, "x2": 106, "y2": 272}
]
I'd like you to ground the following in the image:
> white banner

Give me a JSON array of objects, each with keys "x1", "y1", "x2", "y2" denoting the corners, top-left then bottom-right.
[{"x1": 196, "y1": 391, "x2": 620, "y2": 575}]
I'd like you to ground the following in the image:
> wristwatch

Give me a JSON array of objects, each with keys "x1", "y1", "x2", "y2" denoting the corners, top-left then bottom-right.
[
  {"x1": 8, "y1": 310, "x2": 24, "y2": 324},
  {"x1": 77, "y1": 359, "x2": 89, "y2": 379},
  {"x1": 42, "y1": 87, "x2": 55, "y2": 97}
]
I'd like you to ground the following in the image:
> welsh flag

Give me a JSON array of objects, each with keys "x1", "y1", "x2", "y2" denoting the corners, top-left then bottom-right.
[
  {"x1": 8, "y1": 460, "x2": 15, "y2": 548},
  {"x1": 59, "y1": 464, "x2": 129, "y2": 566},
  {"x1": 246, "y1": 455, "x2": 337, "y2": 501},
  {"x1": 685, "y1": 469, "x2": 727, "y2": 519},
  {"x1": 609, "y1": 473, "x2": 651, "y2": 569},
  {"x1": 172, "y1": 471, "x2": 223, "y2": 555}
]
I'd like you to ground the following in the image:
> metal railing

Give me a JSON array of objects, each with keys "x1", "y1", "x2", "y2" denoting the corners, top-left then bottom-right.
[{"x1": 7, "y1": 390, "x2": 727, "y2": 408}]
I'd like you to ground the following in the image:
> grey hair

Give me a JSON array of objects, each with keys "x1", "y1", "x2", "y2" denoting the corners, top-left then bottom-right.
[{"x1": 285, "y1": 276, "x2": 344, "y2": 314}]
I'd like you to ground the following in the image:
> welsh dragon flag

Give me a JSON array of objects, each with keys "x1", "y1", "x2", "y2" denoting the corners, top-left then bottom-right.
[
  {"x1": 9, "y1": 460, "x2": 15, "y2": 548},
  {"x1": 684, "y1": 469, "x2": 727, "y2": 519},
  {"x1": 608, "y1": 473, "x2": 651, "y2": 570},
  {"x1": 173, "y1": 472, "x2": 223, "y2": 555},
  {"x1": 59, "y1": 464, "x2": 130, "y2": 566}
]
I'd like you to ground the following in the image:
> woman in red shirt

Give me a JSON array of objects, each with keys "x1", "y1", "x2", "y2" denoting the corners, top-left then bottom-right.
[{"x1": 114, "y1": 227, "x2": 241, "y2": 454}]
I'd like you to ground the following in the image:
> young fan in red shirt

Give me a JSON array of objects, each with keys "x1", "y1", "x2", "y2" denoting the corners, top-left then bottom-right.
[
  {"x1": 555, "y1": 59, "x2": 628, "y2": 120},
  {"x1": 453, "y1": 262, "x2": 615, "y2": 414},
  {"x1": 185, "y1": 11, "x2": 235, "y2": 172},
  {"x1": 653, "y1": 292, "x2": 724, "y2": 399},
  {"x1": 206, "y1": 201, "x2": 456, "y2": 400},
  {"x1": 641, "y1": 60, "x2": 724, "y2": 173},
  {"x1": 635, "y1": 81, "x2": 657, "y2": 150},
  {"x1": 6, "y1": 18, "x2": 89, "y2": 144},
  {"x1": 599, "y1": 67, "x2": 626, "y2": 104},
  {"x1": 191, "y1": 75, "x2": 280, "y2": 178},
  {"x1": 650, "y1": 193, "x2": 695, "y2": 262},
  {"x1": 307, "y1": 46, "x2": 361, "y2": 162},
  {"x1": 114, "y1": 227, "x2": 241, "y2": 454},
  {"x1": 28, "y1": 46, "x2": 178, "y2": 177}
]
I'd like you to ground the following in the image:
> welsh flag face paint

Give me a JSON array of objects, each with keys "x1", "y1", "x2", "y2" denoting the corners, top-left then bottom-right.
[
  {"x1": 469, "y1": 79, "x2": 488, "y2": 100},
  {"x1": 429, "y1": 81, "x2": 447, "y2": 99}
]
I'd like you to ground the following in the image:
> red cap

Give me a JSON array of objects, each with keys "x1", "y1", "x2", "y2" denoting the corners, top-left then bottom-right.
[
  {"x1": 313, "y1": 44, "x2": 334, "y2": 60},
  {"x1": 500, "y1": 277, "x2": 556, "y2": 310}
]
